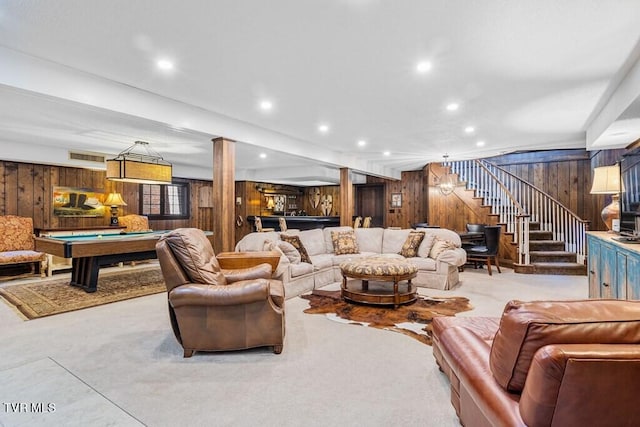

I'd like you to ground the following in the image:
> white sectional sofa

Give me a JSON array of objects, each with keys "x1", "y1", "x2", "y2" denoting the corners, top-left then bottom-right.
[{"x1": 234, "y1": 226, "x2": 467, "y2": 299}]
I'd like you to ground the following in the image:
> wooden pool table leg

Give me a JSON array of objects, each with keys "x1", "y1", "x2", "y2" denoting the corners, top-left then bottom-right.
[{"x1": 70, "y1": 257, "x2": 99, "y2": 293}]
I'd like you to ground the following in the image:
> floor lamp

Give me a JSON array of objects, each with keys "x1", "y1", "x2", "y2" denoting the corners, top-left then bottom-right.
[{"x1": 590, "y1": 164, "x2": 624, "y2": 232}]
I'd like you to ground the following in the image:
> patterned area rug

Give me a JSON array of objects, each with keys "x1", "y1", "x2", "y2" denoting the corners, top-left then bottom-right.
[
  {"x1": 301, "y1": 290, "x2": 473, "y2": 345},
  {"x1": 0, "y1": 267, "x2": 166, "y2": 320}
]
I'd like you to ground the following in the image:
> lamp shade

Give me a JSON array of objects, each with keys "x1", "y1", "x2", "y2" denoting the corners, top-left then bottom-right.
[
  {"x1": 590, "y1": 165, "x2": 624, "y2": 194},
  {"x1": 104, "y1": 192, "x2": 127, "y2": 207},
  {"x1": 266, "y1": 197, "x2": 275, "y2": 209},
  {"x1": 106, "y1": 141, "x2": 172, "y2": 185}
]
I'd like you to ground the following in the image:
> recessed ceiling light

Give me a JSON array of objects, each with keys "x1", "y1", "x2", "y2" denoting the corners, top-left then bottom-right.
[
  {"x1": 416, "y1": 61, "x2": 432, "y2": 74},
  {"x1": 357, "y1": 140, "x2": 367, "y2": 147},
  {"x1": 464, "y1": 126, "x2": 475, "y2": 134},
  {"x1": 259, "y1": 153, "x2": 267, "y2": 159},
  {"x1": 383, "y1": 151, "x2": 391, "y2": 156},
  {"x1": 446, "y1": 103, "x2": 459, "y2": 112},
  {"x1": 318, "y1": 124, "x2": 330, "y2": 133},
  {"x1": 156, "y1": 59, "x2": 174, "y2": 70},
  {"x1": 476, "y1": 140, "x2": 485, "y2": 147},
  {"x1": 259, "y1": 100, "x2": 273, "y2": 111}
]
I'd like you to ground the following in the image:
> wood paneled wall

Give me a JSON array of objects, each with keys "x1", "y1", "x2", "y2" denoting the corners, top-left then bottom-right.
[
  {"x1": 303, "y1": 186, "x2": 340, "y2": 216},
  {"x1": 364, "y1": 171, "x2": 428, "y2": 229},
  {"x1": 0, "y1": 160, "x2": 212, "y2": 231},
  {"x1": 489, "y1": 149, "x2": 625, "y2": 231},
  {"x1": 427, "y1": 162, "x2": 495, "y2": 231},
  {"x1": 3, "y1": 148, "x2": 626, "y2": 245},
  {"x1": 233, "y1": 181, "x2": 342, "y2": 242},
  {"x1": 425, "y1": 149, "x2": 628, "y2": 232}
]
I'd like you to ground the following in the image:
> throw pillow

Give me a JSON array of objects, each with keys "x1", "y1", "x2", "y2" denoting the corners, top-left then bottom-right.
[
  {"x1": 331, "y1": 230, "x2": 360, "y2": 255},
  {"x1": 280, "y1": 234, "x2": 312, "y2": 264},
  {"x1": 399, "y1": 231, "x2": 425, "y2": 257},
  {"x1": 277, "y1": 240, "x2": 301, "y2": 264},
  {"x1": 417, "y1": 233, "x2": 436, "y2": 258},
  {"x1": 262, "y1": 240, "x2": 290, "y2": 278},
  {"x1": 429, "y1": 238, "x2": 457, "y2": 259},
  {"x1": 265, "y1": 239, "x2": 298, "y2": 260}
]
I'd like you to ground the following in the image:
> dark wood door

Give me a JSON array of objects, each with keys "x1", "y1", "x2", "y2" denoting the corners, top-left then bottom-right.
[{"x1": 355, "y1": 184, "x2": 384, "y2": 227}]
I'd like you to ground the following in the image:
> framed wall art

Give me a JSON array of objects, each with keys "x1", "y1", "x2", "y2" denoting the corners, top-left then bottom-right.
[
  {"x1": 391, "y1": 193, "x2": 402, "y2": 208},
  {"x1": 53, "y1": 186, "x2": 106, "y2": 217}
]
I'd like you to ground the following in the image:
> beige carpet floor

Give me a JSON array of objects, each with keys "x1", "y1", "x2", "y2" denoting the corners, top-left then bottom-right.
[{"x1": 0, "y1": 266, "x2": 588, "y2": 426}]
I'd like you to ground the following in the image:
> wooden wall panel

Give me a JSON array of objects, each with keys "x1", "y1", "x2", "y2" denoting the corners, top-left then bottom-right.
[
  {"x1": 303, "y1": 185, "x2": 340, "y2": 216},
  {"x1": 427, "y1": 163, "x2": 494, "y2": 232},
  {"x1": 492, "y1": 148, "x2": 626, "y2": 231},
  {"x1": 3, "y1": 148, "x2": 625, "y2": 244},
  {"x1": 0, "y1": 160, "x2": 210, "y2": 232},
  {"x1": 4, "y1": 162, "x2": 18, "y2": 215}
]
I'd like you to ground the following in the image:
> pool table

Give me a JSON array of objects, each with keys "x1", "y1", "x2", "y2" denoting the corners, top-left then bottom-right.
[{"x1": 34, "y1": 230, "x2": 214, "y2": 293}]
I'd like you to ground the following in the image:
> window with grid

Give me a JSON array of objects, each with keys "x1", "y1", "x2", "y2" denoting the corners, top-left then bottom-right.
[{"x1": 140, "y1": 182, "x2": 190, "y2": 219}]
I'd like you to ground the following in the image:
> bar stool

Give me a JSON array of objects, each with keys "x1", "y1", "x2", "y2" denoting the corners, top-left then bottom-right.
[{"x1": 255, "y1": 217, "x2": 275, "y2": 232}]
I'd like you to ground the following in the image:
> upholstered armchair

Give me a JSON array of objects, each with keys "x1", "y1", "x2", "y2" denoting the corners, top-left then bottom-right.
[
  {"x1": 156, "y1": 228, "x2": 285, "y2": 357},
  {"x1": 118, "y1": 214, "x2": 151, "y2": 232},
  {"x1": 0, "y1": 215, "x2": 46, "y2": 277}
]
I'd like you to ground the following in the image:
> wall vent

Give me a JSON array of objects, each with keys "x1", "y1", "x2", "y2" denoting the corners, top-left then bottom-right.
[{"x1": 68, "y1": 151, "x2": 107, "y2": 164}]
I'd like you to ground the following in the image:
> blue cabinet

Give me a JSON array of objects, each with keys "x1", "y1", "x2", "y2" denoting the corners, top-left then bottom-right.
[{"x1": 587, "y1": 232, "x2": 640, "y2": 300}]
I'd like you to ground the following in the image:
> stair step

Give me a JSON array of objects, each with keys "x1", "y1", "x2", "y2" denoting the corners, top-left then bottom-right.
[
  {"x1": 529, "y1": 240, "x2": 565, "y2": 251},
  {"x1": 531, "y1": 262, "x2": 587, "y2": 275},
  {"x1": 529, "y1": 230, "x2": 553, "y2": 240},
  {"x1": 530, "y1": 251, "x2": 577, "y2": 263},
  {"x1": 529, "y1": 222, "x2": 541, "y2": 231}
]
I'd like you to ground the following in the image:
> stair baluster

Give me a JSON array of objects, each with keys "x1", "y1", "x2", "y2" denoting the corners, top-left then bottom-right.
[{"x1": 450, "y1": 159, "x2": 588, "y2": 273}]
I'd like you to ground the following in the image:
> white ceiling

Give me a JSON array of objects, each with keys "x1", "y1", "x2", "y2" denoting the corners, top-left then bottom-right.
[{"x1": 1, "y1": 0, "x2": 640, "y2": 185}]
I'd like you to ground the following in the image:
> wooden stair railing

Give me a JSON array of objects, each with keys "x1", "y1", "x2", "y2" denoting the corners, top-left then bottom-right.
[{"x1": 450, "y1": 159, "x2": 589, "y2": 267}]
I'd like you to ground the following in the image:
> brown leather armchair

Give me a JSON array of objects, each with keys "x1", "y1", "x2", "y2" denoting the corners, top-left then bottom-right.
[{"x1": 155, "y1": 228, "x2": 285, "y2": 357}]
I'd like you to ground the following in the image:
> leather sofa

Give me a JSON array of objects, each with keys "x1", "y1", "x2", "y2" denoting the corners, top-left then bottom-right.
[
  {"x1": 235, "y1": 226, "x2": 467, "y2": 299},
  {"x1": 431, "y1": 299, "x2": 640, "y2": 427},
  {"x1": 156, "y1": 228, "x2": 285, "y2": 357}
]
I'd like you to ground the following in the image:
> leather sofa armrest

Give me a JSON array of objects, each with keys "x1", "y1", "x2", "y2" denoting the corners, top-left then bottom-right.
[
  {"x1": 438, "y1": 327, "x2": 523, "y2": 426},
  {"x1": 520, "y1": 343, "x2": 640, "y2": 427},
  {"x1": 223, "y1": 263, "x2": 272, "y2": 283},
  {"x1": 169, "y1": 279, "x2": 271, "y2": 307}
]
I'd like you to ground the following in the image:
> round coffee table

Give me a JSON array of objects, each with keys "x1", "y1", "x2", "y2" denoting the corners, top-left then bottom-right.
[{"x1": 339, "y1": 256, "x2": 418, "y2": 308}]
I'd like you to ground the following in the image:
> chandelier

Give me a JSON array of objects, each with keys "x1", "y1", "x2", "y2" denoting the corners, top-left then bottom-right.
[
  {"x1": 106, "y1": 141, "x2": 172, "y2": 185},
  {"x1": 438, "y1": 154, "x2": 457, "y2": 196}
]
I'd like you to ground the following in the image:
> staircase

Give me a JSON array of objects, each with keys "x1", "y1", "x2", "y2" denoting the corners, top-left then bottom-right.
[
  {"x1": 527, "y1": 222, "x2": 587, "y2": 275},
  {"x1": 449, "y1": 159, "x2": 588, "y2": 276}
]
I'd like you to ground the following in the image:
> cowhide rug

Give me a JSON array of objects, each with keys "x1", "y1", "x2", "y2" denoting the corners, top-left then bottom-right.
[{"x1": 301, "y1": 290, "x2": 473, "y2": 346}]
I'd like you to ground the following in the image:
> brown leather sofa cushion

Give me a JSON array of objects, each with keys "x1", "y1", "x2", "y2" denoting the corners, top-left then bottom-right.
[
  {"x1": 161, "y1": 228, "x2": 227, "y2": 285},
  {"x1": 519, "y1": 343, "x2": 640, "y2": 427},
  {"x1": 489, "y1": 299, "x2": 640, "y2": 392}
]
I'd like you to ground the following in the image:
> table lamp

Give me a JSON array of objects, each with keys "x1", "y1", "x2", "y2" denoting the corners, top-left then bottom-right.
[
  {"x1": 590, "y1": 164, "x2": 624, "y2": 232},
  {"x1": 104, "y1": 192, "x2": 127, "y2": 226}
]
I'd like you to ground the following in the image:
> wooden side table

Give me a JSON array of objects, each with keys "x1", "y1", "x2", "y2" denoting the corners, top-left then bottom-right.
[{"x1": 216, "y1": 251, "x2": 281, "y2": 274}]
